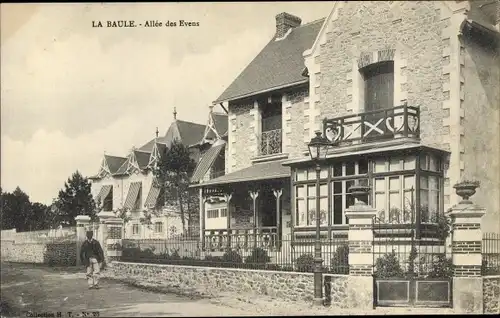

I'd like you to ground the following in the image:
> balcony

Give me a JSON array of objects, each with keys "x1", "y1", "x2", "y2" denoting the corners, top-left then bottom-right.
[
  {"x1": 204, "y1": 226, "x2": 279, "y2": 251},
  {"x1": 258, "y1": 129, "x2": 283, "y2": 156},
  {"x1": 323, "y1": 105, "x2": 420, "y2": 145}
]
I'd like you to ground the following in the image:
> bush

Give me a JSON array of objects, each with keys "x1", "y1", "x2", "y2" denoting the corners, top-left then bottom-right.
[
  {"x1": 296, "y1": 253, "x2": 315, "y2": 272},
  {"x1": 245, "y1": 248, "x2": 270, "y2": 264},
  {"x1": 375, "y1": 250, "x2": 404, "y2": 278},
  {"x1": 427, "y1": 255, "x2": 453, "y2": 278},
  {"x1": 330, "y1": 244, "x2": 349, "y2": 274},
  {"x1": 222, "y1": 250, "x2": 243, "y2": 267}
]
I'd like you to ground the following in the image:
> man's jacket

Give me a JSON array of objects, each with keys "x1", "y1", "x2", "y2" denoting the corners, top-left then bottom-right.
[{"x1": 80, "y1": 239, "x2": 104, "y2": 265}]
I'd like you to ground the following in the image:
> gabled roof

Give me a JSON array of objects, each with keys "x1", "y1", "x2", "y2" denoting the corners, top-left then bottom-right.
[
  {"x1": 467, "y1": 0, "x2": 499, "y2": 33},
  {"x1": 104, "y1": 155, "x2": 128, "y2": 174},
  {"x1": 212, "y1": 112, "x2": 228, "y2": 137},
  {"x1": 139, "y1": 137, "x2": 168, "y2": 152},
  {"x1": 214, "y1": 18, "x2": 325, "y2": 103},
  {"x1": 134, "y1": 150, "x2": 151, "y2": 170},
  {"x1": 165, "y1": 119, "x2": 206, "y2": 147}
]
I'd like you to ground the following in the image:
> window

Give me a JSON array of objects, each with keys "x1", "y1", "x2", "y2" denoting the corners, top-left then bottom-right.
[
  {"x1": 420, "y1": 176, "x2": 440, "y2": 222},
  {"x1": 103, "y1": 187, "x2": 113, "y2": 211},
  {"x1": 154, "y1": 222, "x2": 163, "y2": 233},
  {"x1": 134, "y1": 185, "x2": 142, "y2": 211},
  {"x1": 259, "y1": 97, "x2": 283, "y2": 155},
  {"x1": 220, "y1": 208, "x2": 228, "y2": 217},
  {"x1": 362, "y1": 61, "x2": 394, "y2": 112},
  {"x1": 207, "y1": 209, "x2": 219, "y2": 219},
  {"x1": 374, "y1": 175, "x2": 415, "y2": 223},
  {"x1": 295, "y1": 184, "x2": 328, "y2": 226},
  {"x1": 132, "y1": 224, "x2": 139, "y2": 235}
]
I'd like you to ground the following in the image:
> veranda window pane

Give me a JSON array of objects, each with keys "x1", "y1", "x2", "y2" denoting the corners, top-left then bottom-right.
[
  {"x1": 307, "y1": 198, "x2": 315, "y2": 225},
  {"x1": 297, "y1": 186, "x2": 306, "y2": 199},
  {"x1": 375, "y1": 178, "x2": 386, "y2": 192},
  {"x1": 333, "y1": 164, "x2": 343, "y2": 177},
  {"x1": 389, "y1": 192, "x2": 401, "y2": 211},
  {"x1": 346, "y1": 162, "x2": 355, "y2": 175},
  {"x1": 320, "y1": 184, "x2": 328, "y2": 196},
  {"x1": 420, "y1": 176, "x2": 429, "y2": 190},
  {"x1": 359, "y1": 158, "x2": 369, "y2": 174},
  {"x1": 346, "y1": 180, "x2": 356, "y2": 194},
  {"x1": 320, "y1": 168, "x2": 328, "y2": 179},
  {"x1": 420, "y1": 190, "x2": 429, "y2": 222},
  {"x1": 297, "y1": 199, "x2": 306, "y2": 226},
  {"x1": 333, "y1": 181, "x2": 342, "y2": 194},
  {"x1": 404, "y1": 175, "x2": 415, "y2": 190},
  {"x1": 374, "y1": 158, "x2": 386, "y2": 173},
  {"x1": 375, "y1": 193, "x2": 386, "y2": 216},
  {"x1": 429, "y1": 155, "x2": 439, "y2": 172},
  {"x1": 296, "y1": 169, "x2": 307, "y2": 181},
  {"x1": 333, "y1": 195, "x2": 343, "y2": 225},
  {"x1": 420, "y1": 155, "x2": 428, "y2": 170},
  {"x1": 404, "y1": 156, "x2": 416, "y2": 170},
  {"x1": 306, "y1": 185, "x2": 314, "y2": 197},
  {"x1": 389, "y1": 157, "x2": 401, "y2": 171},
  {"x1": 320, "y1": 198, "x2": 328, "y2": 225},
  {"x1": 346, "y1": 194, "x2": 355, "y2": 209},
  {"x1": 429, "y1": 176, "x2": 439, "y2": 190},
  {"x1": 359, "y1": 178, "x2": 369, "y2": 187},
  {"x1": 429, "y1": 190, "x2": 439, "y2": 221},
  {"x1": 389, "y1": 176, "x2": 400, "y2": 190}
]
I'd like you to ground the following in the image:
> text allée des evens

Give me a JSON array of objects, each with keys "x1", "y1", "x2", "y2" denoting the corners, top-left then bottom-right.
[{"x1": 92, "y1": 20, "x2": 200, "y2": 28}]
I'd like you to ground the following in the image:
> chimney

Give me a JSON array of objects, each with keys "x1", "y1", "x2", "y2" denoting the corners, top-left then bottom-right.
[{"x1": 275, "y1": 12, "x2": 302, "y2": 39}]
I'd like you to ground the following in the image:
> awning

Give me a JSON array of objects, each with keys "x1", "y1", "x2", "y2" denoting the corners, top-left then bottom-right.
[
  {"x1": 123, "y1": 182, "x2": 142, "y2": 209},
  {"x1": 144, "y1": 184, "x2": 161, "y2": 208},
  {"x1": 95, "y1": 185, "x2": 112, "y2": 203},
  {"x1": 190, "y1": 159, "x2": 290, "y2": 188},
  {"x1": 191, "y1": 141, "x2": 226, "y2": 183}
]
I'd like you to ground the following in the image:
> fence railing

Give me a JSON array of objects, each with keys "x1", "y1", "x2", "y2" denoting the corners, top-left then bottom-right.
[
  {"x1": 120, "y1": 234, "x2": 349, "y2": 274},
  {"x1": 483, "y1": 232, "x2": 500, "y2": 275}
]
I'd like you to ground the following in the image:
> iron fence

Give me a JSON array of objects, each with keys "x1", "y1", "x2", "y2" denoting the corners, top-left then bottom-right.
[
  {"x1": 120, "y1": 234, "x2": 349, "y2": 274},
  {"x1": 372, "y1": 217, "x2": 452, "y2": 279},
  {"x1": 483, "y1": 232, "x2": 500, "y2": 275}
]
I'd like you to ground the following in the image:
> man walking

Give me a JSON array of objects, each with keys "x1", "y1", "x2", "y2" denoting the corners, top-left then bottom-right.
[{"x1": 80, "y1": 230, "x2": 104, "y2": 289}]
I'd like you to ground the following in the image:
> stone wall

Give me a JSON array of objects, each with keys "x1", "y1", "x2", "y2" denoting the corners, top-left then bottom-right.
[
  {"x1": 0, "y1": 240, "x2": 76, "y2": 266},
  {"x1": 484, "y1": 276, "x2": 500, "y2": 314},
  {"x1": 108, "y1": 261, "x2": 349, "y2": 306},
  {"x1": 227, "y1": 101, "x2": 256, "y2": 173}
]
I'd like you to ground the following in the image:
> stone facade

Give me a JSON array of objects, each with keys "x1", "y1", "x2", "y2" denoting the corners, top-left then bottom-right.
[
  {"x1": 283, "y1": 88, "x2": 309, "y2": 158},
  {"x1": 227, "y1": 101, "x2": 256, "y2": 173},
  {"x1": 483, "y1": 276, "x2": 500, "y2": 314},
  {"x1": 108, "y1": 261, "x2": 349, "y2": 306},
  {"x1": 1, "y1": 240, "x2": 76, "y2": 266}
]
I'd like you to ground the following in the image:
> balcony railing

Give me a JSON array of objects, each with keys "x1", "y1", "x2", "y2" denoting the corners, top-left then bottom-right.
[
  {"x1": 323, "y1": 105, "x2": 420, "y2": 145},
  {"x1": 258, "y1": 129, "x2": 282, "y2": 156},
  {"x1": 204, "y1": 226, "x2": 279, "y2": 251}
]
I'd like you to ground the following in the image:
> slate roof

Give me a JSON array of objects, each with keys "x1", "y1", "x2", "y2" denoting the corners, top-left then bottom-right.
[
  {"x1": 190, "y1": 159, "x2": 290, "y2": 187},
  {"x1": 139, "y1": 137, "x2": 168, "y2": 152},
  {"x1": 134, "y1": 150, "x2": 151, "y2": 169},
  {"x1": 214, "y1": 18, "x2": 325, "y2": 103},
  {"x1": 105, "y1": 155, "x2": 128, "y2": 174},
  {"x1": 175, "y1": 120, "x2": 207, "y2": 147}
]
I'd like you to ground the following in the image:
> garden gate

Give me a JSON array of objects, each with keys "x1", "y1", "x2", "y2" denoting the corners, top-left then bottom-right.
[{"x1": 372, "y1": 216, "x2": 453, "y2": 308}]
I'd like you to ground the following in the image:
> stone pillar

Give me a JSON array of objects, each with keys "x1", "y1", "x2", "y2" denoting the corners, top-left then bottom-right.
[
  {"x1": 104, "y1": 217, "x2": 124, "y2": 263},
  {"x1": 345, "y1": 186, "x2": 377, "y2": 310},
  {"x1": 75, "y1": 215, "x2": 91, "y2": 266},
  {"x1": 97, "y1": 211, "x2": 118, "y2": 264},
  {"x1": 449, "y1": 201, "x2": 485, "y2": 314}
]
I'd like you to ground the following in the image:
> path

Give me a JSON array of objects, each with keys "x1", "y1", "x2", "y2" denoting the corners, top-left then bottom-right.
[{"x1": 0, "y1": 262, "x2": 251, "y2": 317}]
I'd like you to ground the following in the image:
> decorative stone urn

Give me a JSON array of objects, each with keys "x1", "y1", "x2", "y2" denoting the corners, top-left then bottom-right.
[
  {"x1": 349, "y1": 185, "x2": 371, "y2": 205},
  {"x1": 453, "y1": 180, "x2": 480, "y2": 204}
]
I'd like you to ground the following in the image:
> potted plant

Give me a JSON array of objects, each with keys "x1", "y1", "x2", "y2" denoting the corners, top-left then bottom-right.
[{"x1": 453, "y1": 180, "x2": 480, "y2": 204}]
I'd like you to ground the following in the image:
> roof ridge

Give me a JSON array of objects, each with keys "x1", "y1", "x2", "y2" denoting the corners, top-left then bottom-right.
[
  {"x1": 298, "y1": 17, "x2": 326, "y2": 28},
  {"x1": 105, "y1": 154, "x2": 127, "y2": 159},
  {"x1": 134, "y1": 149, "x2": 152, "y2": 154},
  {"x1": 176, "y1": 118, "x2": 206, "y2": 126}
]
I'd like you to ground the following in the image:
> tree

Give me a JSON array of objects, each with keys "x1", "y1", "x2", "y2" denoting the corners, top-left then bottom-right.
[
  {"x1": 54, "y1": 171, "x2": 96, "y2": 226},
  {"x1": 153, "y1": 140, "x2": 198, "y2": 235},
  {"x1": 0, "y1": 187, "x2": 33, "y2": 231}
]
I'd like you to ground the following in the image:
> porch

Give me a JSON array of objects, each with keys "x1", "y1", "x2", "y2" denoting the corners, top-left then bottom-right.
[{"x1": 193, "y1": 159, "x2": 291, "y2": 252}]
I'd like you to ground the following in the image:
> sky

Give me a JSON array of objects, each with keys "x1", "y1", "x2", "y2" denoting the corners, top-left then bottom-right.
[{"x1": 1, "y1": 2, "x2": 333, "y2": 205}]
